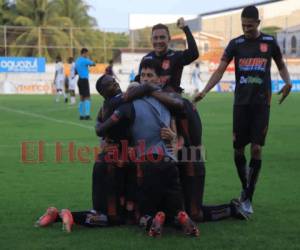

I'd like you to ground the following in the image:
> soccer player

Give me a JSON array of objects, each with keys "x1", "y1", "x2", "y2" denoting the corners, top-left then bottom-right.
[
  {"x1": 191, "y1": 62, "x2": 202, "y2": 94},
  {"x1": 193, "y1": 5, "x2": 292, "y2": 214},
  {"x1": 67, "y1": 57, "x2": 77, "y2": 105},
  {"x1": 75, "y1": 48, "x2": 95, "y2": 120},
  {"x1": 138, "y1": 17, "x2": 199, "y2": 93},
  {"x1": 53, "y1": 56, "x2": 66, "y2": 102},
  {"x1": 96, "y1": 60, "x2": 199, "y2": 237},
  {"x1": 105, "y1": 59, "x2": 119, "y2": 81}
]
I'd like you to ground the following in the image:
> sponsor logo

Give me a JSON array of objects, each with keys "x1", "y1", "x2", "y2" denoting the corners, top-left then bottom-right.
[
  {"x1": 239, "y1": 57, "x2": 267, "y2": 72},
  {"x1": 0, "y1": 57, "x2": 45, "y2": 73},
  {"x1": 162, "y1": 59, "x2": 170, "y2": 70},
  {"x1": 235, "y1": 38, "x2": 245, "y2": 44},
  {"x1": 239, "y1": 76, "x2": 263, "y2": 85},
  {"x1": 260, "y1": 43, "x2": 268, "y2": 53},
  {"x1": 262, "y1": 36, "x2": 273, "y2": 41}
]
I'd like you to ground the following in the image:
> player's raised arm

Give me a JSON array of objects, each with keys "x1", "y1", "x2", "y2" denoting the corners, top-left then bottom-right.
[{"x1": 177, "y1": 17, "x2": 199, "y2": 64}]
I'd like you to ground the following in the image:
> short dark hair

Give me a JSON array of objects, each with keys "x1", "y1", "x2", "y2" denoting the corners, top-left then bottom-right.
[
  {"x1": 241, "y1": 5, "x2": 259, "y2": 20},
  {"x1": 96, "y1": 74, "x2": 114, "y2": 95},
  {"x1": 56, "y1": 55, "x2": 62, "y2": 62},
  {"x1": 140, "y1": 59, "x2": 162, "y2": 76},
  {"x1": 81, "y1": 48, "x2": 88, "y2": 54},
  {"x1": 152, "y1": 23, "x2": 170, "y2": 38},
  {"x1": 68, "y1": 57, "x2": 73, "y2": 63}
]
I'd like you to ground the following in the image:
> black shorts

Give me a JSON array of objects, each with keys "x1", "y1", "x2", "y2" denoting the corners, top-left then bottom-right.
[
  {"x1": 233, "y1": 105, "x2": 270, "y2": 148},
  {"x1": 138, "y1": 157, "x2": 183, "y2": 218},
  {"x1": 77, "y1": 78, "x2": 90, "y2": 97}
]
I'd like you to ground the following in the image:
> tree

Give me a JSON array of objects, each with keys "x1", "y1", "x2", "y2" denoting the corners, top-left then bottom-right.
[{"x1": 261, "y1": 26, "x2": 281, "y2": 37}]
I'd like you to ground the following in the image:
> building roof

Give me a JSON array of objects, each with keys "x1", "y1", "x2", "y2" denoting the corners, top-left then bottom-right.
[
  {"x1": 171, "y1": 31, "x2": 224, "y2": 41},
  {"x1": 200, "y1": 0, "x2": 283, "y2": 17},
  {"x1": 278, "y1": 24, "x2": 300, "y2": 33}
]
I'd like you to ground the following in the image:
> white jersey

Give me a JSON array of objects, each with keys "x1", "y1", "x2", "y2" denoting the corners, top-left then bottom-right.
[
  {"x1": 55, "y1": 62, "x2": 65, "y2": 89},
  {"x1": 191, "y1": 67, "x2": 202, "y2": 90},
  {"x1": 68, "y1": 62, "x2": 77, "y2": 90}
]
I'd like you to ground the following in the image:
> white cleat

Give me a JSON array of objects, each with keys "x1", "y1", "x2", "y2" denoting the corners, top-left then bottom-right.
[{"x1": 241, "y1": 199, "x2": 254, "y2": 214}]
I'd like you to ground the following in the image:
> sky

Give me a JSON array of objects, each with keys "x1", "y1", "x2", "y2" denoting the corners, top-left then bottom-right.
[{"x1": 87, "y1": 0, "x2": 264, "y2": 31}]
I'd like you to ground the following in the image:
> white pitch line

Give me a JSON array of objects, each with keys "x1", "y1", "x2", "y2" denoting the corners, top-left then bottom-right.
[{"x1": 0, "y1": 106, "x2": 94, "y2": 130}]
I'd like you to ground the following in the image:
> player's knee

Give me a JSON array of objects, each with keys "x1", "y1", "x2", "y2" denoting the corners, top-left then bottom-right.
[
  {"x1": 251, "y1": 144, "x2": 261, "y2": 159},
  {"x1": 234, "y1": 147, "x2": 245, "y2": 156}
]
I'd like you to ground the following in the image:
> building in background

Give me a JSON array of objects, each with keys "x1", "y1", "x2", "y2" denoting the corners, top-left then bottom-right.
[{"x1": 277, "y1": 25, "x2": 300, "y2": 57}]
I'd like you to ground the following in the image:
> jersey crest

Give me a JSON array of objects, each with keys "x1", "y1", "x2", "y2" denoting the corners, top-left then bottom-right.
[
  {"x1": 162, "y1": 59, "x2": 170, "y2": 70},
  {"x1": 260, "y1": 43, "x2": 268, "y2": 53}
]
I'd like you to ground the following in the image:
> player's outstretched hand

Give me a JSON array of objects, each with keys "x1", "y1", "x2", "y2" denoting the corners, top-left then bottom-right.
[
  {"x1": 193, "y1": 91, "x2": 206, "y2": 103},
  {"x1": 278, "y1": 83, "x2": 292, "y2": 104},
  {"x1": 177, "y1": 17, "x2": 186, "y2": 29}
]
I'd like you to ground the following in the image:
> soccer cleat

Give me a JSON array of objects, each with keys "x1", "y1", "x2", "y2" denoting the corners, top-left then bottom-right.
[
  {"x1": 177, "y1": 211, "x2": 200, "y2": 237},
  {"x1": 60, "y1": 209, "x2": 74, "y2": 233},
  {"x1": 148, "y1": 211, "x2": 165, "y2": 237},
  {"x1": 231, "y1": 199, "x2": 250, "y2": 220},
  {"x1": 84, "y1": 116, "x2": 92, "y2": 120},
  {"x1": 35, "y1": 207, "x2": 59, "y2": 227},
  {"x1": 241, "y1": 198, "x2": 254, "y2": 214},
  {"x1": 85, "y1": 211, "x2": 108, "y2": 227},
  {"x1": 79, "y1": 116, "x2": 84, "y2": 120}
]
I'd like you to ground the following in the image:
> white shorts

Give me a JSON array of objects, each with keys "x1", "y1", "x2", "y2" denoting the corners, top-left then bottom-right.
[
  {"x1": 68, "y1": 75, "x2": 78, "y2": 91},
  {"x1": 55, "y1": 79, "x2": 64, "y2": 90}
]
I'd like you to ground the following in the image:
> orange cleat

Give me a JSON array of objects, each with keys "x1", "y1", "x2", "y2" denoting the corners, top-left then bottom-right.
[
  {"x1": 177, "y1": 211, "x2": 200, "y2": 237},
  {"x1": 60, "y1": 209, "x2": 74, "y2": 233},
  {"x1": 148, "y1": 211, "x2": 166, "y2": 237},
  {"x1": 35, "y1": 207, "x2": 59, "y2": 227}
]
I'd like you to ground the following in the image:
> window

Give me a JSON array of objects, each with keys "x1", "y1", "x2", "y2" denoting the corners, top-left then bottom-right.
[{"x1": 291, "y1": 36, "x2": 297, "y2": 54}]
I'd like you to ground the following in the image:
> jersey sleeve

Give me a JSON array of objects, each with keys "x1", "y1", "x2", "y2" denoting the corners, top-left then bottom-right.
[
  {"x1": 112, "y1": 103, "x2": 134, "y2": 122},
  {"x1": 271, "y1": 39, "x2": 284, "y2": 70},
  {"x1": 179, "y1": 26, "x2": 199, "y2": 65},
  {"x1": 85, "y1": 58, "x2": 94, "y2": 66},
  {"x1": 221, "y1": 39, "x2": 236, "y2": 63}
]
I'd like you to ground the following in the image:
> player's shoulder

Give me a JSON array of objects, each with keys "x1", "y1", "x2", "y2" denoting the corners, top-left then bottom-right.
[
  {"x1": 231, "y1": 35, "x2": 246, "y2": 45},
  {"x1": 142, "y1": 51, "x2": 155, "y2": 60},
  {"x1": 260, "y1": 33, "x2": 277, "y2": 45}
]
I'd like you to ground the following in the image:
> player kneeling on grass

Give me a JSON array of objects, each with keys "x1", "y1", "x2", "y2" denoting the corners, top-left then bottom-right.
[{"x1": 97, "y1": 60, "x2": 199, "y2": 237}]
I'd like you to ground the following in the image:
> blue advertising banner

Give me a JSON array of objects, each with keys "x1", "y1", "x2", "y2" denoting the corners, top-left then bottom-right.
[
  {"x1": 0, "y1": 57, "x2": 46, "y2": 73},
  {"x1": 272, "y1": 79, "x2": 300, "y2": 92}
]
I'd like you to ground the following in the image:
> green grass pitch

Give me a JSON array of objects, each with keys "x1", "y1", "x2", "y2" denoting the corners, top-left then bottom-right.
[{"x1": 0, "y1": 93, "x2": 299, "y2": 250}]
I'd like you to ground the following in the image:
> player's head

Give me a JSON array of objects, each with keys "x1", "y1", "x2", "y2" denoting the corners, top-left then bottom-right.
[
  {"x1": 81, "y1": 48, "x2": 89, "y2": 57},
  {"x1": 108, "y1": 60, "x2": 114, "y2": 65},
  {"x1": 151, "y1": 23, "x2": 170, "y2": 55},
  {"x1": 195, "y1": 62, "x2": 199, "y2": 68},
  {"x1": 140, "y1": 59, "x2": 162, "y2": 85},
  {"x1": 241, "y1": 5, "x2": 260, "y2": 39},
  {"x1": 68, "y1": 57, "x2": 73, "y2": 63},
  {"x1": 96, "y1": 75, "x2": 121, "y2": 99},
  {"x1": 56, "y1": 56, "x2": 62, "y2": 63}
]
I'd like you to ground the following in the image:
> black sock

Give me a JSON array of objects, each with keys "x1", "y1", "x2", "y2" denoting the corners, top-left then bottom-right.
[
  {"x1": 234, "y1": 154, "x2": 247, "y2": 190},
  {"x1": 247, "y1": 159, "x2": 262, "y2": 201},
  {"x1": 202, "y1": 204, "x2": 231, "y2": 221}
]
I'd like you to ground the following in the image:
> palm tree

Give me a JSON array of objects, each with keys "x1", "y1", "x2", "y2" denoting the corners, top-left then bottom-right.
[{"x1": 10, "y1": 0, "x2": 73, "y2": 60}]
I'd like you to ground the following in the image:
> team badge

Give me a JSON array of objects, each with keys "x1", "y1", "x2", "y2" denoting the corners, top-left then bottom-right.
[
  {"x1": 260, "y1": 43, "x2": 268, "y2": 53},
  {"x1": 162, "y1": 60, "x2": 170, "y2": 70}
]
